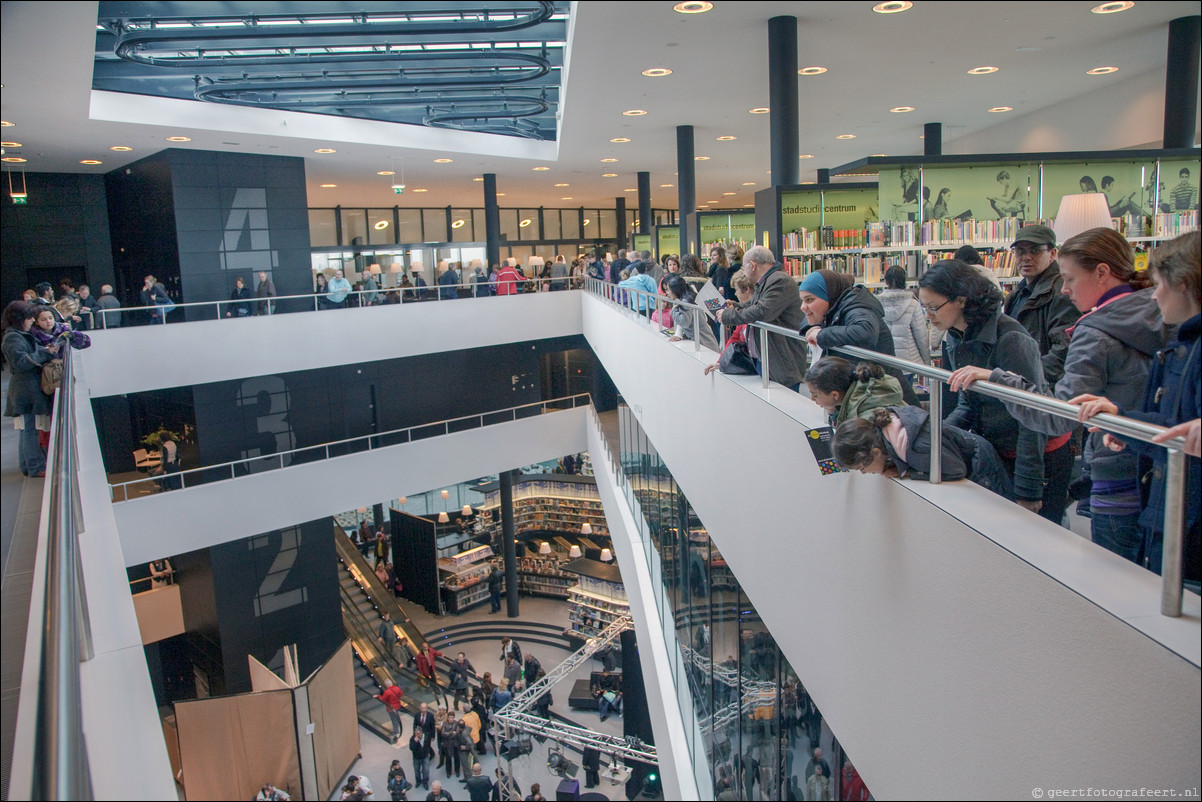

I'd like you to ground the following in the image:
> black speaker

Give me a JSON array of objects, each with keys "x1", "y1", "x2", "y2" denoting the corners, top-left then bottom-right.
[
  {"x1": 500, "y1": 738, "x2": 531, "y2": 759},
  {"x1": 554, "y1": 778, "x2": 580, "y2": 800}
]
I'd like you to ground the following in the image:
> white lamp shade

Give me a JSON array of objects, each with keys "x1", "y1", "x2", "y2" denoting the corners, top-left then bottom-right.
[
  {"x1": 440, "y1": 489, "x2": 450, "y2": 500},
  {"x1": 600, "y1": 548, "x2": 613, "y2": 562},
  {"x1": 398, "y1": 496, "x2": 407, "y2": 505},
  {"x1": 528, "y1": 255, "x2": 545, "y2": 267},
  {"x1": 437, "y1": 511, "x2": 449, "y2": 523},
  {"x1": 568, "y1": 545, "x2": 582, "y2": 559},
  {"x1": 581, "y1": 522, "x2": 593, "y2": 535},
  {"x1": 357, "y1": 507, "x2": 367, "y2": 514},
  {"x1": 470, "y1": 258, "x2": 483, "y2": 268},
  {"x1": 368, "y1": 263, "x2": 382, "y2": 274},
  {"x1": 1053, "y1": 193, "x2": 1114, "y2": 244},
  {"x1": 412, "y1": 260, "x2": 424, "y2": 270},
  {"x1": 506, "y1": 257, "x2": 517, "y2": 267},
  {"x1": 462, "y1": 505, "x2": 473, "y2": 516},
  {"x1": 539, "y1": 541, "x2": 552, "y2": 555},
  {"x1": 389, "y1": 262, "x2": 403, "y2": 273}
]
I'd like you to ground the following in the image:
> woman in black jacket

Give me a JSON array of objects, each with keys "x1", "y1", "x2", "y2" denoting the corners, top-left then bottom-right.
[
  {"x1": 918, "y1": 260, "x2": 1049, "y2": 513},
  {"x1": 799, "y1": 269, "x2": 919, "y2": 404},
  {"x1": 2, "y1": 301, "x2": 56, "y2": 477}
]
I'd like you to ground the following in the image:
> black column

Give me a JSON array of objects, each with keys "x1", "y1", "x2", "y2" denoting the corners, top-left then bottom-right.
[
  {"x1": 615, "y1": 198, "x2": 628, "y2": 251},
  {"x1": 768, "y1": 16, "x2": 799, "y2": 187},
  {"x1": 637, "y1": 172, "x2": 652, "y2": 236},
  {"x1": 373, "y1": 503, "x2": 385, "y2": 533},
  {"x1": 1164, "y1": 15, "x2": 1201, "y2": 149},
  {"x1": 924, "y1": 122, "x2": 943, "y2": 156},
  {"x1": 816, "y1": 168, "x2": 831, "y2": 184},
  {"x1": 500, "y1": 469, "x2": 520, "y2": 617},
  {"x1": 483, "y1": 173, "x2": 501, "y2": 270},
  {"x1": 676, "y1": 125, "x2": 696, "y2": 256}
]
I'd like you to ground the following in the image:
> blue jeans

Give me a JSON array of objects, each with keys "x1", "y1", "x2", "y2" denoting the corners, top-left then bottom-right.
[
  {"x1": 18, "y1": 413, "x2": 45, "y2": 476},
  {"x1": 490, "y1": 588, "x2": 501, "y2": 612},
  {"x1": 1091, "y1": 512, "x2": 1144, "y2": 566},
  {"x1": 413, "y1": 753, "x2": 429, "y2": 788},
  {"x1": 598, "y1": 693, "x2": 622, "y2": 719}
]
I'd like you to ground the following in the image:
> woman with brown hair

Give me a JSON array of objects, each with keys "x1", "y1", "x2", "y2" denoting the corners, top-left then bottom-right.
[{"x1": 950, "y1": 227, "x2": 1166, "y2": 560}]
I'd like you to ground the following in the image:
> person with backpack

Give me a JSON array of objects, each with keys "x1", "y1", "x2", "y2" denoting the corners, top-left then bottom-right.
[{"x1": 388, "y1": 760, "x2": 412, "y2": 801}]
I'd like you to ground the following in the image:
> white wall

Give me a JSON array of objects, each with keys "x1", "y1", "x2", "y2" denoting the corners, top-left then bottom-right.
[
  {"x1": 77, "y1": 291, "x2": 584, "y2": 397},
  {"x1": 113, "y1": 406, "x2": 588, "y2": 566},
  {"x1": 580, "y1": 293, "x2": 1201, "y2": 799}
]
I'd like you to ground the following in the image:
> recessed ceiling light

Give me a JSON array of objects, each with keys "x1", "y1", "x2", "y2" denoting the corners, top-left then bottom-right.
[
  {"x1": 871, "y1": 153, "x2": 888, "y2": 157},
  {"x1": 519, "y1": 219, "x2": 533, "y2": 227},
  {"x1": 987, "y1": 106, "x2": 1014, "y2": 113},
  {"x1": 434, "y1": 158, "x2": 453, "y2": 163},
  {"x1": 0, "y1": 121, "x2": 13, "y2": 127},
  {"x1": 601, "y1": 173, "x2": 618, "y2": 177},
  {"x1": 109, "y1": 145, "x2": 133, "y2": 152},
  {"x1": 837, "y1": 134, "x2": 857, "y2": 140},
  {"x1": 798, "y1": 66, "x2": 828, "y2": 76},
  {"x1": 554, "y1": 183, "x2": 570, "y2": 187},
  {"x1": 374, "y1": 220, "x2": 389, "y2": 230},
  {"x1": 799, "y1": 154, "x2": 814, "y2": 159},
  {"x1": 641, "y1": 68, "x2": 672, "y2": 77},
  {"x1": 1, "y1": 141, "x2": 20, "y2": 148},
  {"x1": 452, "y1": 219, "x2": 466, "y2": 229},
  {"x1": 743, "y1": 204, "x2": 754, "y2": 208},
  {"x1": 165, "y1": 136, "x2": 191, "y2": 142},
  {"x1": 583, "y1": 218, "x2": 592, "y2": 226},
  {"x1": 623, "y1": 188, "x2": 637, "y2": 192},
  {"x1": 601, "y1": 158, "x2": 619, "y2": 163},
  {"x1": 707, "y1": 200, "x2": 720, "y2": 204},
  {"x1": 673, "y1": 1, "x2": 713, "y2": 12},
  {"x1": 2, "y1": 156, "x2": 27, "y2": 163},
  {"x1": 660, "y1": 183, "x2": 675, "y2": 188},
  {"x1": 1091, "y1": 1, "x2": 1134, "y2": 13},
  {"x1": 695, "y1": 156, "x2": 710, "y2": 160},
  {"x1": 560, "y1": 197, "x2": 573, "y2": 200},
  {"x1": 716, "y1": 135, "x2": 737, "y2": 141},
  {"x1": 314, "y1": 148, "x2": 336, "y2": 154},
  {"x1": 79, "y1": 159, "x2": 102, "y2": 165},
  {"x1": 610, "y1": 137, "x2": 631, "y2": 143},
  {"x1": 320, "y1": 183, "x2": 337, "y2": 188},
  {"x1": 1087, "y1": 66, "x2": 1119, "y2": 75},
  {"x1": 748, "y1": 107, "x2": 770, "y2": 114},
  {"x1": 742, "y1": 182, "x2": 756, "y2": 186},
  {"x1": 801, "y1": 181, "x2": 816, "y2": 185},
  {"x1": 377, "y1": 170, "x2": 395, "y2": 175},
  {"x1": 722, "y1": 192, "x2": 736, "y2": 196},
  {"x1": 622, "y1": 109, "x2": 647, "y2": 116},
  {"x1": 412, "y1": 188, "x2": 429, "y2": 192},
  {"x1": 531, "y1": 166, "x2": 550, "y2": 171},
  {"x1": 967, "y1": 66, "x2": 999, "y2": 75},
  {"x1": 873, "y1": 1, "x2": 913, "y2": 12},
  {"x1": 890, "y1": 106, "x2": 915, "y2": 113},
  {"x1": 472, "y1": 176, "x2": 484, "y2": 181},
  {"x1": 496, "y1": 193, "x2": 506, "y2": 196}
]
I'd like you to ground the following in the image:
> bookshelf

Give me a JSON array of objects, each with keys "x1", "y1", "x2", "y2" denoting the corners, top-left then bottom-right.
[
  {"x1": 564, "y1": 561, "x2": 629, "y2": 641},
  {"x1": 490, "y1": 554, "x2": 576, "y2": 599},
  {"x1": 476, "y1": 475, "x2": 610, "y2": 540},
  {"x1": 439, "y1": 545, "x2": 500, "y2": 614}
]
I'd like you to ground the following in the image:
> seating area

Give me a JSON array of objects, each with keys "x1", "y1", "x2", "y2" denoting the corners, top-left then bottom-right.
[
  {"x1": 567, "y1": 671, "x2": 622, "y2": 711},
  {"x1": 132, "y1": 448, "x2": 160, "y2": 470}
]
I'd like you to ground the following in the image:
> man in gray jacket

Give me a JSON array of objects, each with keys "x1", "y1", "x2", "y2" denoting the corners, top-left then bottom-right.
[{"x1": 716, "y1": 246, "x2": 809, "y2": 390}]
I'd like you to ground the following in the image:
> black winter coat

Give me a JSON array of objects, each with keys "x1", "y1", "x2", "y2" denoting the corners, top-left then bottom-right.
[
  {"x1": 3, "y1": 328, "x2": 54, "y2": 417},
  {"x1": 811, "y1": 285, "x2": 917, "y2": 404}
]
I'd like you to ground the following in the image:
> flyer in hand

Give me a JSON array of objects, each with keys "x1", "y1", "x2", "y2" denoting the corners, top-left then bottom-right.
[{"x1": 694, "y1": 280, "x2": 724, "y2": 320}]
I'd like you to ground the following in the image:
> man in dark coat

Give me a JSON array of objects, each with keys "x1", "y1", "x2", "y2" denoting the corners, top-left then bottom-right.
[{"x1": 1002, "y1": 225, "x2": 1081, "y2": 385}]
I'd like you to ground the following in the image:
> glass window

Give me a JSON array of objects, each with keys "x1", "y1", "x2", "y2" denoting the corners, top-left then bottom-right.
[
  {"x1": 422, "y1": 208, "x2": 448, "y2": 243},
  {"x1": 518, "y1": 209, "x2": 539, "y2": 241},
  {"x1": 543, "y1": 209, "x2": 561, "y2": 240},
  {"x1": 499, "y1": 209, "x2": 521, "y2": 242},
  {"x1": 367, "y1": 209, "x2": 395, "y2": 246},
  {"x1": 340, "y1": 208, "x2": 368, "y2": 247},
  {"x1": 450, "y1": 208, "x2": 475, "y2": 243},
  {"x1": 397, "y1": 209, "x2": 422, "y2": 244},
  {"x1": 308, "y1": 209, "x2": 338, "y2": 247},
  {"x1": 561, "y1": 208, "x2": 582, "y2": 240}
]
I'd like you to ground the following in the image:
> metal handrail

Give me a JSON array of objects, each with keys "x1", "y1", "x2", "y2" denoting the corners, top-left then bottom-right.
[
  {"x1": 97, "y1": 276, "x2": 576, "y2": 325},
  {"x1": 37, "y1": 342, "x2": 95, "y2": 799},
  {"x1": 109, "y1": 393, "x2": 591, "y2": 498},
  {"x1": 585, "y1": 279, "x2": 1190, "y2": 617}
]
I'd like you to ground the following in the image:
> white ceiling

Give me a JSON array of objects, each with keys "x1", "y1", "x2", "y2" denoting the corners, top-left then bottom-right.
[{"x1": 2, "y1": 0, "x2": 1199, "y2": 215}]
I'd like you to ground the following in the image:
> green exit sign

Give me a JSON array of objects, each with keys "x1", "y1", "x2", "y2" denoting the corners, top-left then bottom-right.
[
  {"x1": 393, "y1": 186, "x2": 404, "y2": 195},
  {"x1": 11, "y1": 196, "x2": 28, "y2": 205}
]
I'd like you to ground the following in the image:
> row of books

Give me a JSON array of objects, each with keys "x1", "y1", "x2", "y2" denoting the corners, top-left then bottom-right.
[
  {"x1": 1152, "y1": 211, "x2": 1199, "y2": 238},
  {"x1": 918, "y1": 217, "x2": 1025, "y2": 247},
  {"x1": 782, "y1": 247, "x2": 1021, "y2": 281}
]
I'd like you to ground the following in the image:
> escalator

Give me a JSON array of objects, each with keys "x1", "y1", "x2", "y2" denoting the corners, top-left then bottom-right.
[{"x1": 335, "y1": 527, "x2": 449, "y2": 742}]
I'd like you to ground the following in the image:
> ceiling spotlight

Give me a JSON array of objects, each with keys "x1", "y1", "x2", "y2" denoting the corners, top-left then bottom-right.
[
  {"x1": 412, "y1": 188, "x2": 428, "y2": 193},
  {"x1": 871, "y1": 153, "x2": 888, "y2": 157},
  {"x1": 748, "y1": 107, "x2": 770, "y2": 114},
  {"x1": 1091, "y1": 1, "x2": 1134, "y2": 12},
  {"x1": 836, "y1": 134, "x2": 857, "y2": 139},
  {"x1": 373, "y1": 220, "x2": 389, "y2": 230},
  {"x1": 660, "y1": 183, "x2": 675, "y2": 188},
  {"x1": 377, "y1": 170, "x2": 395, "y2": 175},
  {"x1": 320, "y1": 183, "x2": 337, "y2": 188},
  {"x1": 1, "y1": 141, "x2": 20, "y2": 148},
  {"x1": 583, "y1": 218, "x2": 592, "y2": 226},
  {"x1": 722, "y1": 192, "x2": 736, "y2": 196},
  {"x1": 533, "y1": 166, "x2": 551, "y2": 171},
  {"x1": 622, "y1": 109, "x2": 647, "y2": 116},
  {"x1": 742, "y1": 182, "x2": 756, "y2": 186},
  {"x1": 560, "y1": 197, "x2": 573, "y2": 200},
  {"x1": 1086, "y1": 66, "x2": 1119, "y2": 75},
  {"x1": 716, "y1": 136, "x2": 738, "y2": 141},
  {"x1": 890, "y1": 106, "x2": 915, "y2": 113},
  {"x1": 799, "y1": 154, "x2": 814, "y2": 159},
  {"x1": 314, "y1": 148, "x2": 336, "y2": 154},
  {"x1": 554, "y1": 183, "x2": 570, "y2": 187},
  {"x1": 601, "y1": 158, "x2": 619, "y2": 163},
  {"x1": 695, "y1": 156, "x2": 710, "y2": 160},
  {"x1": 109, "y1": 145, "x2": 133, "y2": 152},
  {"x1": 519, "y1": 218, "x2": 533, "y2": 227},
  {"x1": 673, "y1": 1, "x2": 713, "y2": 12},
  {"x1": 452, "y1": 219, "x2": 466, "y2": 228},
  {"x1": 967, "y1": 66, "x2": 999, "y2": 75},
  {"x1": 601, "y1": 173, "x2": 618, "y2": 177},
  {"x1": 165, "y1": 136, "x2": 191, "y2": 142},
  {"x1": 873, "y1": 1, "x2": 913, "y2": 12},
  {"x1": 3, "y1": 156, "x2": 29, "y2": 162},
  {"x1": 623, "y1": 188, "x2": 637, "y2": 192},
  {"x1": 434, "y1": 158, "x2": 453, "y2": 163},
  {"x1": 610, "y1": 137, "x2": 631, "y2": 143},
  {"x1": 798, "y1": 66, "x2": 828, "y2": 75},
  {"x1": 987, "y1": 106, "x2": 1014, "y2": 113},
  {"x1": 641, "y1": 68, "x2": 672, "y2": 77},
  {"x1": 0, "y1": 121, "x2": 13, "y2": 127},
  {"x1": 79, "y1": 159, "x2": 102, "y2": 165},
  {"x1": 473, "y1": 176, "x2": 484, "y2": 181}
]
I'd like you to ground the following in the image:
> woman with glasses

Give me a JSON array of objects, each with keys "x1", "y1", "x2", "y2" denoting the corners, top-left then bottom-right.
[
  {"x1": 949, "y1": 229, "x2": 1166, "y2": 557},
  {"x1": 918, "y1": 260, "x2": 1051, "y2": 514}
]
